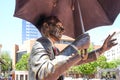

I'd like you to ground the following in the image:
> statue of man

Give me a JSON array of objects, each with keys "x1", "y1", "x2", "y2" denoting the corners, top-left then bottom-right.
[{"x1": 28, "y1": 16, "x2": 117, "y2": 80}]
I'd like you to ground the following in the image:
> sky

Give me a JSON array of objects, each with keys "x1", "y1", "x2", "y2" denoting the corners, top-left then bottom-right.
[
  {"x1": 0, "y1": 0, "x2": 120, "y2": 55},
  {"x1": 0, "y1": 0, "x2": 22, "y2": 52},
  {"x1": 87, "y1": 14, "x2": 120, "y2": 45}
]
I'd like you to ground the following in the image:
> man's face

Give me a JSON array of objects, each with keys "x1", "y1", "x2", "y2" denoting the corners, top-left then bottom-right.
[{"x1": 49, "y1": 22, "x2": 64, "y2": 41}]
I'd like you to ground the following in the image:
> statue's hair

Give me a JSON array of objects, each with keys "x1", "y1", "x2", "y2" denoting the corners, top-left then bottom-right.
[
  {"x1": 38, "y1": 16, "x2": 61, "y2": 37},
  {"x1": 36, "y1": 15, "x2": 61, "y2": 30}
]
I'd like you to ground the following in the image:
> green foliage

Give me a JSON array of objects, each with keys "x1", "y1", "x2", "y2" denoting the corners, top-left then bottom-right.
[
  {"x1": 1, "y1": 51, "x2": 12, "y2": 72},
  {"x1": 97, "y1": 55, "x2": 117, "y2": 69},
  {"x1": 78, "y1": 62, "x2": 97, "y2": 75},
  {"x1": 97, "y1": 55, "x2": 108, "y2": 69},
  {"x1": 15, "y1": 53, "x2": 30, "y2": 70},
  {"x1": 69, "y1": 66, "x2": 80, "y2": 74},
  {"x1": 106, "y1": 61, "x2": 117, "y2": 69},
  {"x1": 112, "y1": 58, "x2": 120, "y2": 65},
  {"x1": 97, "y1": 55, "x2": 107, "y2": 62}
]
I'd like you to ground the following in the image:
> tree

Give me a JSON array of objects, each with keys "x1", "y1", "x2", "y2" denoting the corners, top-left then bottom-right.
[
  {"x1": 15, "y1": 53, "x2": 30, "y2": 70},
  {"x1": 78, "y1": 62, "x2": 97, "y2": 79},
  {"x1": 97, "y1": 55, "x2": 117, "y2": 69},
  {"x1": 107, "y1": 61, "x2": 117, "y2": 69},
  {"x1": 97, "y1": 55, "x2": 108, "y2": 69},
  {"x1": 112, "y1": 58, "x2": 120, "y2": 65},
  {"x1": 1, "y1": 51, "x2": 12, "y2": 77}
]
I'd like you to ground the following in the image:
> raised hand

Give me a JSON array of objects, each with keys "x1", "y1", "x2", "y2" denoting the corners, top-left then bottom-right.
[{"x1": 100, "y1": 32, "x2": 118, "y2": 53}]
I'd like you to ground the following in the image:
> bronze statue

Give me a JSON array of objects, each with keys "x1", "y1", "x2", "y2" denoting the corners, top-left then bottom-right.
[{"x1": 28, "y1": 16, "x2": 117, "y2": 80}]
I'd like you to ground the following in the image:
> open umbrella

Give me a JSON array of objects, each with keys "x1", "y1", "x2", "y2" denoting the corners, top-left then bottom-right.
[{"x1": 14, "y1": 0, "x2": 120, "y2": 38}]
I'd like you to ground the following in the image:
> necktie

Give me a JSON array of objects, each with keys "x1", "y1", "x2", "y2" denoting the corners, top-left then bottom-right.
[{"x1": 53, "y1": 47, "x2": 59, "y2": 56}]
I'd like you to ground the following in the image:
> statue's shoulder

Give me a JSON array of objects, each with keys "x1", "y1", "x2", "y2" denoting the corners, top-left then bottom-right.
[
  {"x1": 36, "y1": 37, "x2": 55, "y2": 60},
  {"x1": 37, "y1": 37, "x2": 51, "y2": 45},
  {"x1": 37, "y1": 37, "x2": 52, "y2": 51}
]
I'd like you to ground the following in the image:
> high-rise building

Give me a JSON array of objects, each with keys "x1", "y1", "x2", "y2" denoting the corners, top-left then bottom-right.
[{"x1": 22, "y1": 20, "x2": 41, "y2": 43}]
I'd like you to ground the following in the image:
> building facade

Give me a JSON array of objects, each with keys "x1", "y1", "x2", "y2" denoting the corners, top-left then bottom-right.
[{"x1": 22, "y1": 20, "x2": 41, "y2": 43}]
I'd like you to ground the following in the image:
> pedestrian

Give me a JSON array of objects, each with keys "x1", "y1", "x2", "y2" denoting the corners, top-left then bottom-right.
[
  {"x1": 28, "y1": 16, "x2": 117, "y2": 80},
  {"x1": 8, "y1": 74, "x2": 12, "y2": 80}
]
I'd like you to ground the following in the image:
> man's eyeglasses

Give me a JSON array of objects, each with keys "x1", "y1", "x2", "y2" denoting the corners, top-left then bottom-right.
[{"x1": 49, "y1": 23, "x2": 64, "y2": 31}]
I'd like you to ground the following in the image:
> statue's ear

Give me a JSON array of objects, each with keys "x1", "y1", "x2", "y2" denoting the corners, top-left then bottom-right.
[
  {"x1": 43, "y1": 22, "x2": 50, "y2": 32},
  {"x1": 41, "y1": 22, "x2": 50, "y2": 37},
  {"x1": 43, "y1": 22, "x2": 49, "y2": 28}
]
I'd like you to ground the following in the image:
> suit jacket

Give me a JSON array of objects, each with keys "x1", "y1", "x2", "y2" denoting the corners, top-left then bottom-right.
[{"x1": 28, "y1": 37, "x2": 78, "y2": 80}]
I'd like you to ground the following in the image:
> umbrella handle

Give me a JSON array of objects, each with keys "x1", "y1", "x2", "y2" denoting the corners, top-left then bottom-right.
[
  {"x1": 77, "y1": 0, "x2": 85, "y2": 33},
  {"x1": 80, "y1": 49, "x2": 88, "y2": 60}
]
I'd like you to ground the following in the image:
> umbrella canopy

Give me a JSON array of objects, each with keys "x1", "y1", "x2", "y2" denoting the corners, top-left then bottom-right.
[{"x1": 14, "y1": 0, "x2": 120, "y2": 38}]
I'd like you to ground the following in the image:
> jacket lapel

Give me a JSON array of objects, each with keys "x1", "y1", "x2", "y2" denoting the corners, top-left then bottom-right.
[{"x1": 37, "y1": 37, "x2": 55, "y2": 60}]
